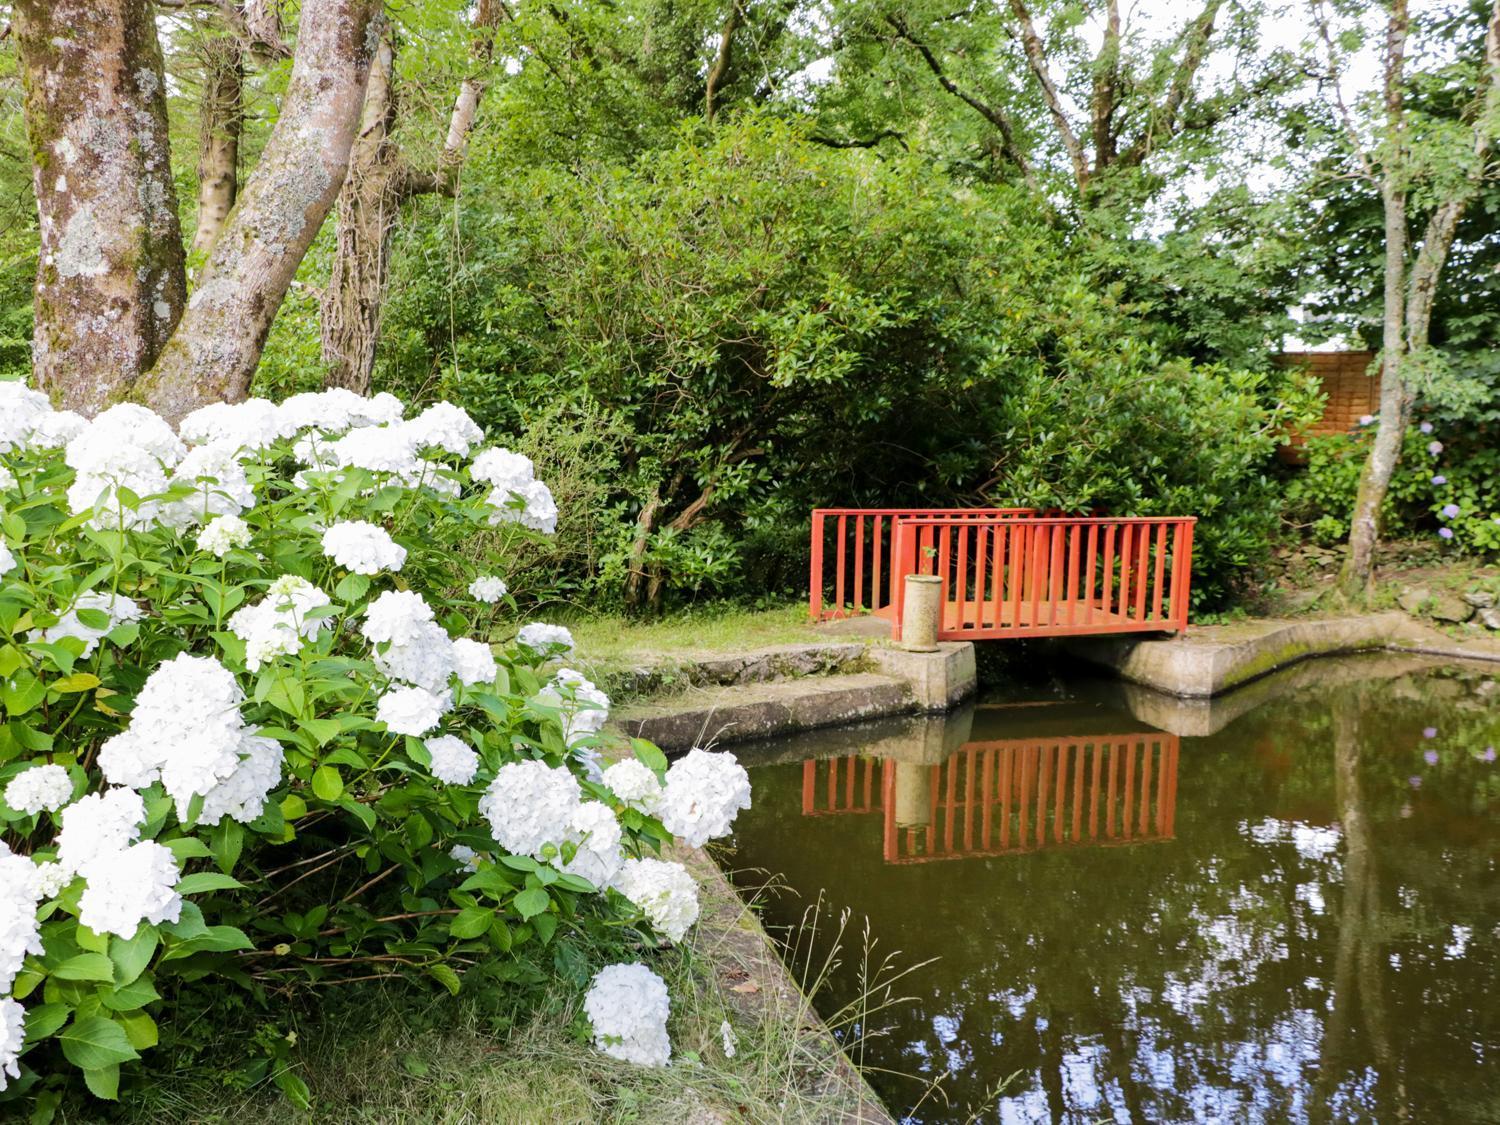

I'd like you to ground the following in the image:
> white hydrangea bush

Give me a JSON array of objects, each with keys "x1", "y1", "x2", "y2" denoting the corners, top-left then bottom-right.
[{"x1": 0, "y1": 382, "x2": 752, "y2": 1106}]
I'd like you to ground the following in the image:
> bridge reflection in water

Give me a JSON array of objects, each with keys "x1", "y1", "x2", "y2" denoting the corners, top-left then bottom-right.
[{"x1": 801, "y1": 733, "x2": 1179, "y2": 864}]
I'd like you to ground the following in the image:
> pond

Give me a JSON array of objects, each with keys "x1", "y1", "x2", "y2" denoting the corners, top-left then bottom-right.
[{"x1": 722, "y1": 655, "x2": 1500, "y2": 1124}]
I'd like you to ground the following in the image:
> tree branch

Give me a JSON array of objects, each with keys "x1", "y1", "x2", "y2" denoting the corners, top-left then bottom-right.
[
  {"x1": 704, "y1": 2, "x2": 740, "y2": 123},
  {"x1": 1005, "y1": 0, "x2": 1089, "y2": 187},
  {"x1": 884, "y1": 15, "x2": 1037, "y2": 189},
  {"x1": 1090, "y1": 0, "x2": 1121, "y2": 169}
]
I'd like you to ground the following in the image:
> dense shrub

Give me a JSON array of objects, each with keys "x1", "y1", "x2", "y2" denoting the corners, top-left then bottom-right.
[
  {"x1": 1286, "y1": 419, "x2": 1500, "y2": 552},
  {"x1": 0, "y1": 383, "x2": 750, "y2": 1108},
  {"x1": 368, "y1": 117, "x2": 1310, "y2": 610}
]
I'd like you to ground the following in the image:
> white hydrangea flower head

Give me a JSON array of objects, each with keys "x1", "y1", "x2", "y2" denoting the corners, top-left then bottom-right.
[
  {"x1": 160, "y1": 440, "x2": 257, "y2": 528},
  {"x1": 373, "y1": 619, "x2": 456, "y2": 694},
  {"x1": 67, "y1": 402, "x2": 185, "y2": 470},
  {"x1": 32, "y1": 591, "x2": 141, "y2": 658},
  {"x1": 449, "y1": 844, "x2": 481, "y2": 872},
  {"x1": 487, "y1": 478, "x2": 558, "y2": 534},
  {"x1": 479, "y1": 760, "x2": 581, "y2": 858},
  {"x1": 27, "y1": 409, "x2": 85, "y2": 450},
  {"x1": 354, "y1": 391, "x2": 406, "y2": 427},
  {"x1": 77, "y1": 840, "x2": 182, "y2": 938},
  {"x1": 602, "y1": 759, "x2": 664, "y2": 815},
  {"x1": 328, "y1": 424, "x2": 420, "y2": 477},
  {"x1": 376, "y1": 685, "x2": 449, "y2": 736},
  {"x1": 468, "y1": 575, "x2": 508, "y2": 603},
  {"x1": 452, "y1": 638, "x2": 498, "y2": 687},
  {"x1": 659, "y1": 749, "x2": 753, "y2": 848},
  {"x1": 56, "y1": 788, "x2": 146, "y2": 876},
  {"x1": 614, "y1": 858, "x2": 700, "y2": 943},
  {"x1": 515, "y1": 622, "x2": 574, "y2": 657},
  {"x1": 109, "y1": 653, "x2": 271, "y2": 820},
  {"x1": 537, "y1": 668, "x2": 609, "y2": 746},
  {"x1": 584, "y1": 963, "x2": 672, "y2": 1067},
  {"x1": 30, "y1": 862, "x2": 69, "y2": 899},
  {"x1": 0, "y1": 380, "x2": 52, "y2": 452},
  {"x1": 278, "y1": 390, "x2": 351, "y2": 436},
  {"x1": 198, "y1": 513, "x2": 252, "y2": 557},
  {"x1": 0, "y1": 543, "x2": 15, "y2": 577},
  {"x1": 363, "y1": 589, "x2": 437, "y2": 646},
  {"x1": 425, "y1": 735, "x2": 480, "y2": 785},
  {"x1": 404, "y1": 401, "x2": 484, "y2": 455},
  {"x1": 470, "y1": 447, "x2": 534, "y2": 491},
  {"x1": 557, "y1": 800, "x2": 623, "y2": 888},
  {"x1": 0, "y1": 997, "x2": 23, "y2": 1090},
  {"x1": 228, "y1": 577, "x2": 331, "y2": 671},
  {"x1": 3, "y1": 764, "x2": 74, "y2": 815},
  {"x1": 0, "y1": 845, "x2": 45, "y2": 994},
  {"x1": 195, "y1": 734, "x2": 285, "y2": 825},
  {"x1": 321, "y1": 520, "x2": 406, "y2": 574},
  {"x1": 178, "y1": 398, "x2": 291, "y2": 452}
]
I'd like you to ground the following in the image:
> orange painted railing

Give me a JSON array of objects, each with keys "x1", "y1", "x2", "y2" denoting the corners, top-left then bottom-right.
[
  {"x1": 799, "y1": 733, "x2": 1180, "y2": 865},
  {"x1": 889, "y1": 514, "x2": 1195, "y2": 640},
  {"x1": 809, "y1": 508, "x2": 1035, "y2": 621}
]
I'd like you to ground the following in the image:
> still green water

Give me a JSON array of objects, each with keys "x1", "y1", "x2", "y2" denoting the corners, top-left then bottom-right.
[{"x1": 723, "y1": 657, "x2": 1500, "y2": 1124}]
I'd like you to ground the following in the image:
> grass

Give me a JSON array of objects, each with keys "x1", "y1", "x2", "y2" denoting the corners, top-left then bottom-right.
[
  {"x1": 99, "y1": 851, "x2": 901, "y2": 1125},
  {"x1": 563, "y1": 602, "x2": 822, "y2": 666}
]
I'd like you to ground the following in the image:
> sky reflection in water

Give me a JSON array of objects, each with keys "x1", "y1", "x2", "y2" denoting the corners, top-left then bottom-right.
[{"x1": 724, "y1": 657, "x2": 1500, "y2": 1124}]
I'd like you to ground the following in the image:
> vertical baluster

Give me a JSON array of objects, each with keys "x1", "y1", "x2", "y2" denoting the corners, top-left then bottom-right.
[
  {"x1": 801, "y1": 760, "x2": 816, "y2": 815},
  {"x1": 973, "y1": 524, "x2": 989, "y2": 633},
  {"x1": 1029, "y1": 524, "x2": 1045, "y2": 628},
  {"x1": 1089, "y1": 744, "x2": 1103, "y2": 840},
  {"x1": 956, "y1": 523, "x2": 970, "y2": 631},
  {"x1": 1053, "y1": 743, "x2": 1069, "y2": 842},
  {"x1": 809, "y1": 511, "x2": 825, "y2": 621},
  {"x1": 835, "y1": 514, "x2": 847, "y2": 616},
  {"x1": 938, "y1": 525, "x2": 952, "y2": 635},
  {"x1": 1151, "y1": 522, "x2": 1168, "y2": 623},
  {"x1": 853, "y1": 514, "x2": 865, "y2": 613},
  {"x1": 1137, "y1": 739, "x2": 1153, "y2": 836},
  {"x1": 1048, "y1": 524, "x2": 1065, "y2": 627},
  {"x1": 1100, "y1": 525, "x2": 1116, "y2": 619},
  {"x1": 998, "y1": 747, "x2": 1013, "y2": 848},
  {"x1": 827, "y1": 755, "x2": 838, "y2": 811},
  {"x1": 1034, "y1": 745, "x2": 1049, "y2": 847},
  {"x1": 882, "y1": 762, "x2": 897, "y2": 863},
  {"x1": 865, "y1": 755, "x2": 876, "y2": 812},
  {"x1": 944, "y1": 754, "x2": 959, "y2": 855},
  {"x1": 1117, "y1": 525, "x2": 1133, "y2": 622},
  {"x1": 1016, "y1": 747, "x2": 1031, "y2": 847},
  {"x1": 1154, "y1": 740, "x2": 1169, "y2": 834},
  {"x1": 845, "y1": 754, "x2": 856, "y2": 811},
  {"x1": 964, "y1": 746, "x2": 978, "y2": 851},
  {"x1": 1134, "y1": 522, "x2": 1151, "y2": 622},
  {"x1": 1071, "y1": 742, "x2": 1085, "y2": 842},
  {"x1": 926, "y1": 765, "x2": 938, "y2": 857},
  {"x1": 1105, "y1": 743, "x2": 1119, "y2": 838},
  {"x1": 1010, "y1": 522, "x2": 1027, "y2": 631},
  {"x1": 981, "y1": 747, "x2": 996, "y2": 851},
  {"x1": 1122, "y1": 741, "x2": 1137, "y2": 841},
  {"x1": 1084, "y1": 524, "x2": 1098, "y2": 624},
  {"x1": 1065, "y1": 525, "x2": 1081, "y2": 627},
  {"x1": 872, "y1": 515, "x2": 884, "y2": 612}
]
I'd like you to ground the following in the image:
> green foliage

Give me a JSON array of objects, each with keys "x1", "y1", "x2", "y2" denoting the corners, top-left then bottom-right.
[
  {"x1": 1286, "y1": 418, "x2": 1500, "y2": 553},
  {"x1": 0, "y1": 410, "x2": 679, "y2": 1108}
]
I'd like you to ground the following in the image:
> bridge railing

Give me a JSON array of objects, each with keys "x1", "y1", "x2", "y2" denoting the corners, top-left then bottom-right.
[
  {"x1": 809, "y1": 508, "x2": 1036, "y2": 621},
  {"x1": 889, "y1": 514, "x2": 1195, "y2": 640}
]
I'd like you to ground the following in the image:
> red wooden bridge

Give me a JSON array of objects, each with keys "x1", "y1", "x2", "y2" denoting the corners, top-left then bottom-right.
[
  {"x1": 809, "y1": 508, "x2": 1195, "y2": 640},
  {"x1": 802, "y1": 732, "x2": 1180, "y2": 865}
]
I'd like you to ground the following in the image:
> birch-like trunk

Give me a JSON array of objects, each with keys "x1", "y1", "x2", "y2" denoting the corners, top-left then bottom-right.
[
  {"x1": 191, "y1": 34, "x2": 244, "y2": 257},
  {"x1": 13, "y1": 0, "x2": 186, "y2": 415},
  {"x1": 138, "y1": 0, "x2": 384, "y2": 422}
]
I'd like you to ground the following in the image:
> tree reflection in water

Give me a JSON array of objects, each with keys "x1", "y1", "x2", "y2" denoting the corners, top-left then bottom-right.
[{"x1": 726, "y1": 662, "x2": 1500, "y2": 1123}]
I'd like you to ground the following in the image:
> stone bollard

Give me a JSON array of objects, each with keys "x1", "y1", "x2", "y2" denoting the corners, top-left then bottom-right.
[
  {"x1": 900, "y1": 574, "x2": 941, "y2": 652},
  {"x1": 893, "y1": 761, "x2": 933, "y2": 828}
]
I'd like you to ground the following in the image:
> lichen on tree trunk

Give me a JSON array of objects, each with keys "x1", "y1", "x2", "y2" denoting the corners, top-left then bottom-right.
[
  {"x1": 191, "y1": 33, "x2": 245, "y2": 257},
  {"x1": 137, "y1": 0, "x2": 385, "y2": 423},
  {"x1": 13, "y1": 0, "x2": 187, "y2": 415}
]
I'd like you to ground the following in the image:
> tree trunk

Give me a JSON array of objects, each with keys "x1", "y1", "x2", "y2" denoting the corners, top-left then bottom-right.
[
  {"x1": 1340, "y1": 0, "x2": 1410, "y2": 598},
  {"x1": 320, "y1": 36, "x2": 405, "y2": 392},
  {"x1": 320, "y1": 0, "x2": 501, "y2": 391},
  {"x1": 191, "y1": 33, "x2": 244, "y2": 257},
  {"x1": 138, "y1": 0, "x2": 384, "y2": 423},
  {"x1": 12, "y1": 0, "x2": 186, "y2": 415}
]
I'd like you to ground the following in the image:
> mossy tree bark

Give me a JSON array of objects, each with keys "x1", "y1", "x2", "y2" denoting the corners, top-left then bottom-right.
[
  {"x1": 138, "y1": 0, "x2": 385, "y2": 423},
  {"x1": 320, "y1": 1, "x2": 501, "y2": 392},
  {"x1": 190, "y1": 32, "x2": 245, "y2": 257},
  {"x1": 12, "y1": 0, "x2": 187, "y2": 415}
]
